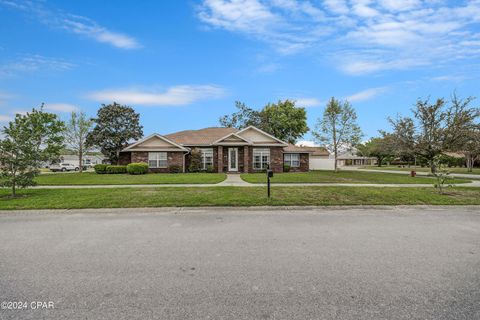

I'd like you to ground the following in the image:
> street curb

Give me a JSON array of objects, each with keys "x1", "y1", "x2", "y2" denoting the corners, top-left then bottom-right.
[{"x1": 1, "y1": 205, "x2": 480, "y2": 216}]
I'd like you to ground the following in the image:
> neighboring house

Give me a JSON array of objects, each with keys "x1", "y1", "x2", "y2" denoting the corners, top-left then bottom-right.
[
  {"x1": 292, "y1": 146, "x2": 333, "y2": 170},
  {"x1": 46, "y1": 154, "x2": 106, "y2": 168},
  {"x1": 119, "y1": 126, "x2": 314, "y2": 173},
  {"x1": 331, "y1": 147, "x2": 377, "y2": 166}
]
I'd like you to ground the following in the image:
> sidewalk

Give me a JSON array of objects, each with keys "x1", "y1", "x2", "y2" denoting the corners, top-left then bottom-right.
[{"x1": 352, "y1": 168, "x2": 480, "y2": 180}]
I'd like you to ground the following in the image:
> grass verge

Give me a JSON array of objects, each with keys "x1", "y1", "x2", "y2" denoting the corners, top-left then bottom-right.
[
  {"x1": 1, "y1": 187, "x2": 480, "y2": 210},
  {"x1": 240, "y1": 171, "x2": 471, "y2": 184},
  {"x1": 35, "y1": 172, "x2": 227, "y2": 185}
]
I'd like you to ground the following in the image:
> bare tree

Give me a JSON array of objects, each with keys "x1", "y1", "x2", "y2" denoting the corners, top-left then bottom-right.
[
  {"x1": 65, "y1": 111, "x2": 93, "y2": 173},
  {"x1": 313, "y1": 98, "x2": 362, "y2": 171}
]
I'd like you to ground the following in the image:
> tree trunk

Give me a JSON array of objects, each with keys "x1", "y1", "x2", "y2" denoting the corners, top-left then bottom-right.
[
  {"x1": 79, "y1": 144, "x2": 83, "y2": 173},
  {"x1": 466, "y1": 155, "x2": 473, "y2": 172},
  {"x1": 430, "y1": 159, "x2": 436, "y2": 174},
  {"x1": 11, "y1": 182, "x2": 16, "y2": 198},
  {"x1": 333, "y1": 123, "x2": 338, "y2": 172},
  {"x1": 333, "y1": 143, "x2": 338, "y2": 172}
]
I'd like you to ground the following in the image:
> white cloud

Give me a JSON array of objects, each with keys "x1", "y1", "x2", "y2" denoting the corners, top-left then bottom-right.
[
  {"x1": 378, "y1": 0, "x2": 421, "y2": 11},
  {"x1": 197, "y1": 0, "x2": 480, "y2": 74},
  {"x1": 295, "y1": 140, "x2": 318, "y2": 147},
  {"x1": 345, "y1": 87, "x2": 387, "y2": 102},
  {"x1": 61, "y1": 17, "x2": 140, "y2": 49},
  {"x1": 87, "y1": 85, "x2": 226, "y2": 106},
  {"x1": 323, "y1": 0, "x2": 349, "y2": 14},
  {"x1": 44, "y1": 103, "x2": 79, "y2": 113},
  {"x1": 0, "y1": 54, "x2": 74, "y2": 77},
  {"x1": 295, "y1": 97, "x2": 323, "y2": 107},
  {"x1": 197, "y1": 0, "x2": 323, "y2": 54},
  {"x1": 0, "y1": 0, "x2": 140, "y2": 49}
]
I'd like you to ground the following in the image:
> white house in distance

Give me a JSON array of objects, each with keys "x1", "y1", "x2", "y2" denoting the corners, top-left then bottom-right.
[
  {"x1": 295, "y1": 141, "x2": 376, "y2": 170},
  {"x1": 45, "y1": 154, "x2": 106, "y2": 168}
]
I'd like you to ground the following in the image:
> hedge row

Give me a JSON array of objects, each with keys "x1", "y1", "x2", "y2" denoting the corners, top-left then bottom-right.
[
  {"x1": 94, "y1": 164, "x2": 128, "y2": 174},
  {"x1": 94, "y1": 163, "x2": 188, "y2": 174},
  {"x1": 127, "y1": 163, "x2": 149, "y2": 175}
]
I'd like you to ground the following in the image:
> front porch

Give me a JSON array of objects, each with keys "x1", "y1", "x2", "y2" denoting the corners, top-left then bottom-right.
[{"x1": 217, "y1": 145, "x2": 249, "y2": 173}]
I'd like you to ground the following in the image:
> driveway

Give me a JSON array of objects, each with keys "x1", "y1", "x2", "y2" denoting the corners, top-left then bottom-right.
[{"x1": 1, "y1": 207, "x2": 479, "y2": 320}]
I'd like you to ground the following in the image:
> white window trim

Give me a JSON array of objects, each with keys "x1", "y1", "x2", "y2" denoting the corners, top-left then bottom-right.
[
  {"x1": 148, "y1": 152, "x2": 167, "y2": 168},
  {"x1": 200, "y1": 148, "x2": 214, "y2": 170},
  {"x1": 252, "y1": 148, "x2": 270, "y2": 170},
  {"x1": 284, "y1": 153, "x2": 300, "y2": 167}
]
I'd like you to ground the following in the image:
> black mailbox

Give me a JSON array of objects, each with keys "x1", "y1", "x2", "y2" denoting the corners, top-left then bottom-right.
[
  {"x1": 267, "y1": 170, "x2": 274, "y2": 178},
  {"x1": 266, "y1": 170, "x2": 273, "y2": 198}
]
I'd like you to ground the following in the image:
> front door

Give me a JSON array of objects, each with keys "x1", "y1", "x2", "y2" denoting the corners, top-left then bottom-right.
[{"x1": 228, "y1": 147, "x2": 238, "y2": 172}]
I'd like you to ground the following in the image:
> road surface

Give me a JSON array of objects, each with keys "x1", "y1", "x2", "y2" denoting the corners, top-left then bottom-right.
[{"x1": 1, "y1": 206, "x2": 479, "y2": 319}]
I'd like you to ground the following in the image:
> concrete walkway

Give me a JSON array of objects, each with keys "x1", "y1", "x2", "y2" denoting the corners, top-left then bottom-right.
[{"x1": 217, "y1": 173, "x2": 250, "y2": 186}]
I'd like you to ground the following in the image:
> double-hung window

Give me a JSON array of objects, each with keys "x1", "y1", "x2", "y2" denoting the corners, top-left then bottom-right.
[
  {"x1": 200, "y1": 148, "x2": 214, "y2": 170},
  {"x1": 253, "y1": 148, "x2": 270, "y2": 170},
  {"x1": 148, "y1": 152, "x2": 167, "y2": 168},
  {"x1": 284, "y1": 153, "x2": 300, "y2": 167}
]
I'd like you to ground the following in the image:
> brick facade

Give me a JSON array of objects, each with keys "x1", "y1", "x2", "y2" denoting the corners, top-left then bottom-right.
[
  {"x1": 245, "y1": 146, "x2": 284, "y2": 173},
  {"x1": 217, "y1": 146, "x2": 223, "y2": 173},
  {"x1": 269, "y1": 146, "x2": 284, "y2": 173},
  {"x1": 243, "y1": 146, "x2": 249, "y2": 173},
  {"x1": 287, "y1": 153, "x2": 309, "y2": 172},
  {"x1": 128, "y1": 151, "x2": 184, "y2": 173},
  {"x1": 120, "y1": 146, "x2": 310, "y2": 174},
  {"x1": 118, "y1": 152, "x2": 131, "y2": 165}
]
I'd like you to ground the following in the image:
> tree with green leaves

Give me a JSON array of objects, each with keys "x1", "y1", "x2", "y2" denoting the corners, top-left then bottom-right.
[
  {"x1": 259, "y1": 100, "x2": 309, "y2": 144},
  {"x1": 219, "y1": 99, "x2": 309, "y2": 144},
  {"x1": 65, "y1": 111, "x2": 93, "y2": 173},
  {"x1": 357, "y1": 135, "x2": 395, "y2": 167},
  {"x1": 313, "y1": 97, "x2": 362, "y2": 172},
  {"x1": 386, "y1": 116, "x2": 416, "y2": 165},
  {"x1": 188, "y1": 148, "x2": 202, "y2": 172},
  {"x1": 0, "y1": 106, "x2": 65, "y2": 197},
  {"x1": 87, "y1": 102, "x2": 143, "y2": 164},
  {"x1": 464, "y1": 127, "x2": 480, "y2": 172},
  {"x1": 219, "y1": 101, "x2": 261, "y2": 129},
  {"x1": 389, "y1": 94, "x2": 479, "y2": 173}
]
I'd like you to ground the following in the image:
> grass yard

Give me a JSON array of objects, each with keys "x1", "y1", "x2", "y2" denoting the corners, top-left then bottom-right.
[
  {"x1": 35, "y1": 172, "x2": 227, "y2": 185},
  {"x1": 1, "y1": 187, "x2": 480, "y2": 210},
  {"x1": 240, "y1": 170, "x2": 471, "y2": 184},
  {"x1": 360, "y1": 166, "x2": 480, "y2": 175}
]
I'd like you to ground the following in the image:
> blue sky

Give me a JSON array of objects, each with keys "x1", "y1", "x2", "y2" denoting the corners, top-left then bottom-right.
[{"x1": 1, "y1": 0, "x2": 479, "y2": 143}]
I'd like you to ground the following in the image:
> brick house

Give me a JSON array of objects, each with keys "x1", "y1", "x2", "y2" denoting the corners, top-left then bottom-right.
[{"x1": 119, "y1": 126, "x2": 313, "y2": 173}]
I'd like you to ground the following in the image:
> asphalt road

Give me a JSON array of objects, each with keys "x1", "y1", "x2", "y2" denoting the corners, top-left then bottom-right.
[{"x1": 1, "y1": 207, "x2": 479, "y2": 320}]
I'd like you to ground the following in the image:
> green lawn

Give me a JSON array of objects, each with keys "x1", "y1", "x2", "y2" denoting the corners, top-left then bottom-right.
[
  {"x1": 240, "y1": 170, "x2": 471, "y2": 184},
  {"x1": 1, "y1": 187, "x2": 480, "y2": 210},
  {"x1": 360, "y1": 166, "x2": 480, "y2": 175},
  {"x1": 35, "y1": 172, "x2": 227, "y2": 185}
]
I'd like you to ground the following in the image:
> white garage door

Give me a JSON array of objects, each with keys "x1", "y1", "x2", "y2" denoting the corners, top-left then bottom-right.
[{"x1": 309, "y1": 156, "x2": 335, "y2": 170}]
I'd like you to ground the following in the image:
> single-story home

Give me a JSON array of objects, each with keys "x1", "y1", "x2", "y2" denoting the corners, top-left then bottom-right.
[
  {"x1": 334, "y1": 148, "x2": 377, "y2": 166},
  {"x1": 119, "y1": 126, "x2": 314, "y2": 173}
]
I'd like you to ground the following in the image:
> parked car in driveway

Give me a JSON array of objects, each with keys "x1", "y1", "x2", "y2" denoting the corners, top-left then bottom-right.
[{"x1": 49, "y1": 163, "x2": 80, "y2": 172}]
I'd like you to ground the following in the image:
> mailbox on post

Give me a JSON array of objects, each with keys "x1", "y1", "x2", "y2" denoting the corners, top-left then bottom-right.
[{"x1": 266, "y1": 169, "x2": 273, "y2": 198}]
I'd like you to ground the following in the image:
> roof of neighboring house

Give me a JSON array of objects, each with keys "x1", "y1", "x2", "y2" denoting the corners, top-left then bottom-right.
[
  {"x1": 337, "y1": 154, "x2": 376, "y2": 160},
  {"x1": 285, "y1": 145, "x2": 330, "y2": 156},
  {"x1": 443, "y1": 152, "x2": 465, "y2": 158},
  {"x1": 164, "y1": 127, "x2": 238, "y2": 145}
]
